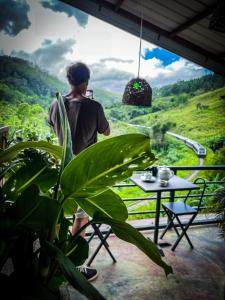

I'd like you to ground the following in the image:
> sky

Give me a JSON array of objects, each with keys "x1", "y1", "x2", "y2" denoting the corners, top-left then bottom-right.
[{"x1": 0, "y1": 0, "x2": 210, "y2": 93}]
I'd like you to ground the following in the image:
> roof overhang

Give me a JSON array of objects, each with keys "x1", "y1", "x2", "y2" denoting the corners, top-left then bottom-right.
[{"x1": 61, "y1": 0, "x2": 225, "y2": 77}]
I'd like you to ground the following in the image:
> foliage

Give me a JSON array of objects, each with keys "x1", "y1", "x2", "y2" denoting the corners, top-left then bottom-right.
[
  {"x1": 93, "y1": 88, "x2": 121, "y2": 108},
  {"x1": 153, "y1": 73, "x2": 225, "y2": 98},
  {"x1": 0, "y1": 55, "x2": 67, "y2": 101},
  {"x1": 0, "y1": 94, "x2": 172, "y2": 299},
  {"x1": 106, "y1": 103, "x2": 151, "y2": 121},
  {"x1": 0, "y1": 101, "x2": 51, "y2": 141},
  {"x1": 206, "y1": 136, "x2": 225, "y2": 152},
  {"x1": 208, "y1": 187, "x2": 225, "y2": 240},
  {"x1": 0, "y1": 56, "x2": 122, "y2": 110},
  {"x1": 203, "y1": 147, "x2": 225, "y2": 181}
]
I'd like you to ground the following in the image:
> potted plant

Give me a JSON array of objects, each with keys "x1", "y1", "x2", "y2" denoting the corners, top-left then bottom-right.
[{"x1": 0, "y1": 93, "x2": 172, "y2": 299}]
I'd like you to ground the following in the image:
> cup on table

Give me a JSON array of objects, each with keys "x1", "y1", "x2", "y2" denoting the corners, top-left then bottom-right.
[
  {"x1": 160, "y1": 179, "x2": 168, "y2": 187},
  {"x1": 151, "y1": 166, "x2": 158, "y2": 177},
  {"x1": 141, "y1": 171, "x2": 153, "y2": 181}
]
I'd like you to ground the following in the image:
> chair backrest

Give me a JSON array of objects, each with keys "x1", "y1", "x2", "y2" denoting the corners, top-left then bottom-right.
[{"x1": 184, "y1": 178, "x2": 207, "y2": 211}]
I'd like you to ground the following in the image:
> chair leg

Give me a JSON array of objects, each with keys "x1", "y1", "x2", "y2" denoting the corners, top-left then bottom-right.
[
  {"x1": 87, "y1": 224, "x2": 102, "y2": 244},
  {"x1": 87, "y1": 228, "x2": 116, "y2": 266},
  {"x1": 172, "y1": 214, "x2": 196, "y2": 251},
  {"x1": 160, "y1": 208, "x2": 180, "y2": 239},
  {"x1": 89, "y1": 224, "x2": 110, "y2": 248}
]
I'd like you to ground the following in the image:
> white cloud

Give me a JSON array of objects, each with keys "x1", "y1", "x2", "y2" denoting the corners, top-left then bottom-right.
[
  {"x1": 11, "y1": 38, "x2": 76, "y2": 80},
  {"x1": 0, "y1": 0, "x2": 207, "y2": 93},
  {"x1": 146, "y1": 59, "x2": 207, "y2": 87}
]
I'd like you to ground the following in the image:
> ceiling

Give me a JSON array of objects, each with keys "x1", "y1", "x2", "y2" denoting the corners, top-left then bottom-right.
[{"x1": 62, "y1": 0, "x2": 225, "y2": 76}]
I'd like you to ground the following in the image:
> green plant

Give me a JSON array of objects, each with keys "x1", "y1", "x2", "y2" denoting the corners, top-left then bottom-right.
[
  {"x1": 0, "y1": 93, "x2": 172, "y2": 299},
  {"x1": 208, "y1": 187, "x2": 225, "y2": 240}
]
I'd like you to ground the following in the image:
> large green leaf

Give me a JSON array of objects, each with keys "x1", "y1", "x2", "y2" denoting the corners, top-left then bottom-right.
[
  {"x1": 0, "y1": 159, "x2": 23, "y2": 181},
  {"x1": 45, "y1": 241, "x2": 106, "y2": 300},
  {"x1": 75, "y1": 189, "x2": 128, "y2": 221},
  {"x1": 91, "y1": 215, "x2": 173, "y2": 276},
  {"x1": 61, "y1": 134, "x2": 155, "y2": 199},
  {"x1": 33, "y1": 168, "x2": 59, "y2": 192},
  {"x1": 56, "y1": 92, "x2": 73, "y2": 168},
  {"x1": 66, "y1": 235, "x2": 89, "y2": 267},
  {"x1": 0, "y1": 141, "x2": 62, "y2": 164},
  {"x1": 53, "y1": 92, "x2": 73, "y2": 201},
  {"x1": 3, "y1": 156, "x2": 48, "y2": 200},
  {"x1": 62, "y1": 197, "x2": 78, "y2": 216},
  {"x1": 9, "y1": 185, "x2": 60, "y2": 231}
]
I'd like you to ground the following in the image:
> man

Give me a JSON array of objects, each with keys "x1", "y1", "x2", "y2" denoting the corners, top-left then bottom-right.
[{"x1": 48, "y1": 62, "x2": 110, "y2": 281}]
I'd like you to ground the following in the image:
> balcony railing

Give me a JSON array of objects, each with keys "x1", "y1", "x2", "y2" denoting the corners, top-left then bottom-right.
[{"x1": 85, "y1": 165, "x2": 225, "y2": 235}]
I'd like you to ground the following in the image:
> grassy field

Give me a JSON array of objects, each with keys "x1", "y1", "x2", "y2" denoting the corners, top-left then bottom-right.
[{"x1": 130, "y1": 87, "x2": 225, "y2": 142}]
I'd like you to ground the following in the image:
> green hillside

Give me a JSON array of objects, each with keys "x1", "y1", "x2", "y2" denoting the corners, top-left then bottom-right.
[
  {"x1": 153, "y1": 73, "x2": 225, "y2": 98},
  {"x1": 0, "y1": 55, "x2": 122, "y2": 107},
  {"x1": 131, "y1": 87, "x2": 225, "y2": 143},
  {"x1": 0, "y1": 55, "x2": 68, "y2": 107},
  {"x1": 112, "y1": 87, "x2": 225, "y2": 170},
  {"x1": 93, "y1": 88, "x2": 121, "y2": 107}
]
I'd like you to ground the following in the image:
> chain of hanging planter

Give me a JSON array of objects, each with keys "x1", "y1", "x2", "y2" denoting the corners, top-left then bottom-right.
[{"x1": 122, "y1": 7, "x2": 152, "y2": 107}]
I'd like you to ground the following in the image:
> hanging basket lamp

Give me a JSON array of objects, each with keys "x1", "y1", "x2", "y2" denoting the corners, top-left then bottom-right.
[
  {"x1": 122, "y1": 77, "x2": 152, "y2": 106},
  {"x1": 122, "y1": 7, "x2": 152, "y2": 107}
]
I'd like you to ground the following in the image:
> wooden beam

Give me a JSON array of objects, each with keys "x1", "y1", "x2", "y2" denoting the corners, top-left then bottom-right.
[
  {"x1": 169, "y1": 4, "x2": 216, "y2": 37},
  {"x1": 115, "y1": 0, "x2": 124, "y2": 12}
]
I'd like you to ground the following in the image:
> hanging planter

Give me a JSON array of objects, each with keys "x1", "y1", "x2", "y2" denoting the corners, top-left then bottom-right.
[
  {"x1": 122, "y1": 77, "x2": 152, "y2": 106},
  {"x1": 122, "y1": 7, "x2": 152, "y2": 107}
]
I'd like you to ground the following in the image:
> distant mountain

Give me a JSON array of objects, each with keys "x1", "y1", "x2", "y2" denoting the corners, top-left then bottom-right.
[
  {"x1": 93, "y1": 87, "x2": 121, "y2": 108},
  {"x1": 153, "y1": 73, "x2": 225, "y2": 98},
  {"x1": 0, "y1": 55, "x2": 121, "y2": 108},
  {"x1": 0, "y1": 55, "x2": 68, "y2": 99}
]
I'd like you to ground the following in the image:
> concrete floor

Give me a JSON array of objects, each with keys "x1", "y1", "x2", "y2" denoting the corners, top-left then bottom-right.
[{"x1": 66, "y1": 224, "x2": 225, "y2": 300}]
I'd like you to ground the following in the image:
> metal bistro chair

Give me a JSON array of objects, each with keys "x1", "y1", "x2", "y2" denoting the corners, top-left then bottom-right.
[
  {"x1": 85, "y1": 196, "x2": 148, "y2": 266},
  {"x1": 86, "y1": 223, "x2": 115, "y2": 266},
  {"x1": 86, "y1": 178, "x2": 168, "y2": 264},
  {"x1": 160, "y1": 178, "x2": 207, "y2": 251}
]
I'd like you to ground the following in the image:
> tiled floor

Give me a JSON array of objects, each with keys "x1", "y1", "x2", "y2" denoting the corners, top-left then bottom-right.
[{"x1": 67, "y1": 224, "x2": 225, "y2": 300}]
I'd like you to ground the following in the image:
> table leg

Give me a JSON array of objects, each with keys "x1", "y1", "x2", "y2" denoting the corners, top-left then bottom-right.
[
  {"x1": 147, "y1": 191, "x2": 164, "y2": 256},
  {"x1": 158, "y1": 191, "x2": 172, "y2": 249},
  {"x1": 154, "y1": 191, "x2": 161, "y2": 244}
]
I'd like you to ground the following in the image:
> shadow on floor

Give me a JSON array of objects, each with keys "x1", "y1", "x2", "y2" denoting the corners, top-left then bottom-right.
[{"x1": 67, "y1": 225, "x2": 225, "y2": 300}]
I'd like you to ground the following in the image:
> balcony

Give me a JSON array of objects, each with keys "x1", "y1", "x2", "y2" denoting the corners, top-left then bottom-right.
[
  {"x1": 65, "y1": 165, "x2": 225, "y2": 300},
  {"x1": 65, "y1": 224, "x2": 225, "y2": 300}
]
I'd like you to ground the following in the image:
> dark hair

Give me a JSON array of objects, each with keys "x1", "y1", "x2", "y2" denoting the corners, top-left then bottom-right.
[{"x1": 66, "y1": 62, "x2": 90, "y2": 86}]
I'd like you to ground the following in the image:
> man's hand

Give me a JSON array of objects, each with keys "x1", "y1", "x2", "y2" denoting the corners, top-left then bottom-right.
[{"x1": 103, "y1": 125, "x2": 110, "y2": 136}]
